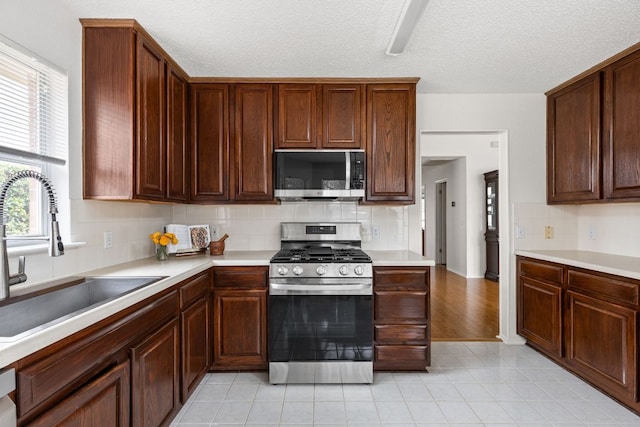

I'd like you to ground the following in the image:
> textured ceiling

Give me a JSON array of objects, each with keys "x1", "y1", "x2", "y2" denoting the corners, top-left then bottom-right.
[{"x1": 59, "y1": 0, "x2": 640, "y2": 93}]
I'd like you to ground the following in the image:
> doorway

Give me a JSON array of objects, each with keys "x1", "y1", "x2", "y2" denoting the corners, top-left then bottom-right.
[{"x1": 421, "y1": 130, "x2": 509, "y2": 342}]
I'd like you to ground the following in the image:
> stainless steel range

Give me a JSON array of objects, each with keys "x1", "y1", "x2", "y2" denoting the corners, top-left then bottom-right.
[{"x1": 268, "y1": 222, "x2": 373, "y2": 384}]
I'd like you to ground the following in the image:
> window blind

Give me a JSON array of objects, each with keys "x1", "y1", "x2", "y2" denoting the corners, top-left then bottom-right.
[{"x1": 0, "y1": 35, "x2": 67, "y2": 165}]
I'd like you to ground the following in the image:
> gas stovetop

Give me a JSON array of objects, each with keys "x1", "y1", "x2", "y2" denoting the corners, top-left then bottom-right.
[
  {"x1": 270, "y1": 222, "x2": 372, "y2": 279},
  {"x1": 270, "y1": 247, "x2": 371, "y2": 263}
]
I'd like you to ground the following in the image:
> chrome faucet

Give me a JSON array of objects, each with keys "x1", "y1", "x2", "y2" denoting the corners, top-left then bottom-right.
[{"x1": 0, "y1": 170, "x2": 64, "y2": 299}]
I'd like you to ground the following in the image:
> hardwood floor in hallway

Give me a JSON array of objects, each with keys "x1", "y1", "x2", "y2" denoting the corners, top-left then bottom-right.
[{"x1": 431, "y1": 265, "x2": 500, "y2": 341}]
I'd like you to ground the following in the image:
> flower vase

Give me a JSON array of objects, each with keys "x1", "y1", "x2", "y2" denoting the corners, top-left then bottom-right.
[{"x1": 155, "y1": 244, "x2": 169, "y2": 261}]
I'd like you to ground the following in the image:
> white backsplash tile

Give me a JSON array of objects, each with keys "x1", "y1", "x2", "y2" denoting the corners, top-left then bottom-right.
[
  {"x1": 170, "y1": 201, "x2": 410, "y2": 251},
  {"x1": 513, "y1": 201, "x2": 640, "y2": 258}
]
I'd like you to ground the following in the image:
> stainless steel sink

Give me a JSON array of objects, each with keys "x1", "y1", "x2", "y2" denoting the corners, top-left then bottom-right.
[{"x1": 0, "y1": 276, "x2": 165, "y2": 342}]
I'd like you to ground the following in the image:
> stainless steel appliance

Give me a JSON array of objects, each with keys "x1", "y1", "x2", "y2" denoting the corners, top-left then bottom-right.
[
  {"x1": 274, "y1": 150, "x2": 365, "y2": 201},
  {"x1": 268, "y1": 222, "x2": 373, "y2": 384}
]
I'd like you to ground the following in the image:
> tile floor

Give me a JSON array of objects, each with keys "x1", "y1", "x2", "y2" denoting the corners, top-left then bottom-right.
[{"x1": 171, "y1": 342, "x2": 640, "y2": 426}]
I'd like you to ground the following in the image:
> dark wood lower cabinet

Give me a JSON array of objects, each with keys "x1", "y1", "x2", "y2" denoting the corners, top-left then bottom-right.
[
  {"x1": 131, "y1": 319, "x2": 180, "y2": 427},
  {"x1": 517, "y1": 255, "x2": 640, "y2": 414},
  {"x1": 27, "y1": 361, "x2": 130, "y2": 427},
  {"x1": 212, "y1": 289, "x2": 268, "y2": 370},
  {"x1": 211, "y1": 266, "x2": 268, "y2": 370},
  {"x1": 181, "y1": 297, "x2": 210, "y2": 401},
  {"x1": 566, "y1": 291, "x2": 637, "y2": 402},
  {"x1": 517, "y1": 276, "x2": 563, "y2": 358},
  {"x1": 14, "y1": 271, "x2": 212, "y2": 427},
  {"x1": 373, "y1": 266, "x2": 430, "y2": 370}
]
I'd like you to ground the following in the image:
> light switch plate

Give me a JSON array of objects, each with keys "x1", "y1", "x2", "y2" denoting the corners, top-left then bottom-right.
[{"x1": 544, "y1": 226, "x2": 553, "y2": 239}]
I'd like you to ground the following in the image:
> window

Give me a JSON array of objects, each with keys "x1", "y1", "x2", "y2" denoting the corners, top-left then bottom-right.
[{"x1": 0, "y1": 35, "x2": 67, "y2": 239}]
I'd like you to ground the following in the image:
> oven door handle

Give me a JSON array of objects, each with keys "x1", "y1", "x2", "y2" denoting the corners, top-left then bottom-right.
[{"x1": 269, "y1": 282, "x2": 372, "y2": 296}]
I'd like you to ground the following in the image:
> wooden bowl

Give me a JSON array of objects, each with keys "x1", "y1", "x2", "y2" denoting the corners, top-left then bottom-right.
[{"x1": 209, "y1": 240, "x2": 225, "y2": 256}]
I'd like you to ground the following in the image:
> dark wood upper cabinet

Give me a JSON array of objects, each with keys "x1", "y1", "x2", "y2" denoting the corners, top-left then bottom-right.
[
  {"x1": 365, "y1": 83, "x2": 416, "y2": 204},
  {"x1": 82, "y1": 20, "x2": 189, "y2": 203},
  {"x1": 233, "y1": 84, "x2": 274, "y2": 201},
  {"x1": 190, "y1": 84, "x2": 231, "y2": 202},
  {"x1": 276, "y1": 84, "x2": 318, "y2": 149},
  {"x1": 276, "y1": 83, "x2": 365, "y2": 149},
  {"x1": 546, "y1": 73, "x2": 602, "y2": 204},
  {"x1": 547, "y1": 41, "x2": 640, "y2": 204},
  {"x1": 322, "y1": 84, "x2": 365, "y2": 149},
  {"x1": 166, "y1": 65, "x2": 189, "y2": 202},
  {"x1": 135, "y1": 36, "x2": 166, "y2": 200},
  {"x1": 603, "y1": 48, "x2": 640, "y2": 200}
]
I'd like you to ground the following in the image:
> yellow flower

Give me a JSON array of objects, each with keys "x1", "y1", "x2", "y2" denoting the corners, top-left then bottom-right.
[{"x1": 149, "y1": 231, "x2": 178, "y2": 246}]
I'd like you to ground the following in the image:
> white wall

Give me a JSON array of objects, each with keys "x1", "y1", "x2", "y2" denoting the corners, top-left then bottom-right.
[{"x1": 422, "y1": 133, "x2": 499, "y2": 278}]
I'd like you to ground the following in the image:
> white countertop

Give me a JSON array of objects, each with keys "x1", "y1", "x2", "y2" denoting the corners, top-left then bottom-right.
[
  {"x1": 515, "y1": 250, "x2": 640, "y2": 281},
  {"x1": 0, "y1": 249, "x2": 432, "y2": 368},
  {"x1": 368, "y1": 250, "x2": 435, "y2": 267}
]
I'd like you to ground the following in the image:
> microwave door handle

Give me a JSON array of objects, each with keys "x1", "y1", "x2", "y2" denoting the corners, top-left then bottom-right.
[{"x1": 345, "y1": 151, "x2": 351, "y2": 190}]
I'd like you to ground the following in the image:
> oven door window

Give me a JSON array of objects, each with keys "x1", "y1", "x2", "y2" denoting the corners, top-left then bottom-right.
[{"x1": 269, "y1": 295, "x2": 373, "y2": 362}]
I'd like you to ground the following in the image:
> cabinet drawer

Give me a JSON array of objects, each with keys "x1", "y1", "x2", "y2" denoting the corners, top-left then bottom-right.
[
  {"x1": 374, "y1": 290, "x2": 428, "y2": 323},
  {"x1": 373, "y1": 267, "x2": 428, "y2": 289},
  {"x1": 518, "y1": 257, "x2": 563, "y2": 285},
  {"x1": 375, "y1": 325, "x2": 428, "y2": 344},
  {"x1": 568, "y1": 269, "x2": 639, "y2": 307},
  {"x1": 375, "y1": 345, "x2": 428, "y2": 361},
  {"x1": 213, "y1": 266, "x2": 268, "y2": 288},
  {"x1": 179, "y1": 271, "x2": 211, "y2": 308}
]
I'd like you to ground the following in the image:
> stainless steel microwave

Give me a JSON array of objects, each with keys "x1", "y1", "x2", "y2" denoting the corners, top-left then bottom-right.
[{"x1": 274, "y1": 150, "x2": 365, "y2": 201}]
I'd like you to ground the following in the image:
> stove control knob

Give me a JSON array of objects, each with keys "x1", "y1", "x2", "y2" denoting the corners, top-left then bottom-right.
[
  {"x1": 316, "y1": 265, "x2": 327, "y2": 276},
  {"x1": 354, "y1": 265, "x2": 365, "y2": 276},
  {"x1": 277, "y1": 265, "x2": 289, "y2": 276},
  {"x1": 292, "y1": 265, "x2": 304, "y2": 276},
  {"x1": 339, "y1": 265, "x2": 350, "y2": 276}
]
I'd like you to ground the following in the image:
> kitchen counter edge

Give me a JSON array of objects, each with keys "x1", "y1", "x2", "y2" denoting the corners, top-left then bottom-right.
[{"x1": 515, "y1": 249, "x2": 640, "y2": 281}]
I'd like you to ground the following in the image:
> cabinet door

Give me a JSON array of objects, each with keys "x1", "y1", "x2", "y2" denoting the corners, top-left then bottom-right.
[
  {"x1": 234, "y1": 84, "x2": 274, "y2": 201},
  {"x1": 135, "y1": 35, "x2": 166, "y2": 200},
  {"x1": 276, "y1": 84, "x2": 318, "y2": 148},
  {"x1": 212, "y1": 289, "x2": 267, "y2": 369},
  {"x1": 603, "y1": 49, "x2": 640, "y2": 200},
  {"x1": 190, "y1": 84, "x2": 230, "y2": 202},
  {"x1": 166, "y1": 65, "x2": 188, "y2": 202},
  {"x1": 82, "y1": 26, "x2": 136, "y2": 200},
  {"x1": 366, "y1": 84, "x2": 416, "y2": 203},
  {"x1": 546, "y1": 73, "x2": 602, "y2": 203},
  {"x1": 27, "y1": 361, "x2": 130, "y2": 427},
  {"x1": 181, "y1": 297, "x2": 210, "y2": 402},
  {"x1": 566, "y1": 291, "x2": 636, "y2": 401},
  {"x1": 131, "y1": 319, "x2": 180, "y2": 427},
  {"x1": 322, "y1": 84, "x2": 364, "y2": 148},
  {"x1": 517, "y1": 277, "x2": 563, "y2": 358}
]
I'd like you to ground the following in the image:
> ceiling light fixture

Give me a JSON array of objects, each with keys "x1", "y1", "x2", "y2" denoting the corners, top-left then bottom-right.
[{"x1": 385, "y1": 0, "x2": 430, "y2": 56}]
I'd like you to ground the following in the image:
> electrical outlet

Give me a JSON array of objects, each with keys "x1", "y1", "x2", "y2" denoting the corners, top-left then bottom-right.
[
  {"x1": 588, "y1": 225, "x2": 596, "y2": 240},
  {"x1": 515, "y1": 225, "x2": 525, "y2": 239},
  {"x1": 371, "y1": 226, "x2": 380, "y2": 238},
  {"x1": 544, "y1": 226, "x2": 554, "y2": 239},
  {"x1": 103, "y1": 231, "x2": 112, "y2": 249}
]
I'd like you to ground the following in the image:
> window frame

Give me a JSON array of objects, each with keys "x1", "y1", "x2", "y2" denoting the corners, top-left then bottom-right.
[{"x1": 0, "y1": 34, "x2": 68, "y2": 247}]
